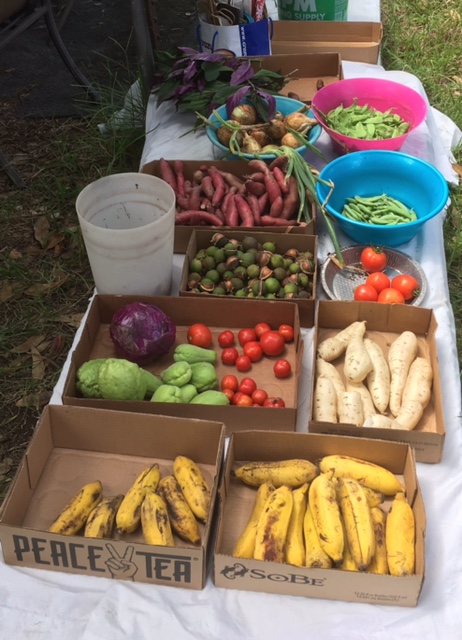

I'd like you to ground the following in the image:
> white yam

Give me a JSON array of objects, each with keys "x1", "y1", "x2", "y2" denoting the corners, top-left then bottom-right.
[
  {"x1": 338, "y1": 391, "x2": 364, "y2": 426},
  {"x1": 313, "y1": 376, "x2": 337, "y2": 423},
  {"x1": 317, "y1": 321, "x2": 366, "y2": 362},
  {"x1": 401, "y1": 357, "x2": 433, "y2": 409},
  {"x1": 343, "y1": 334, "x2": 373, "y2": 383},
  {"x1": 316, "y1": 357, "x2": 345, "y2": 416},
  {"x1": 363, "y1": 414, "x2": 395, "y2": 429},
  {"x1": 393, "y1": 399, "x2": 425, "y2": 431},
  {"x1": 346, "y1": 380, "x2": 376, "y2": 421},
  {"x1": 388, "y1": 331, "x2": 418, "y2": 417},
  {"x1": 364, "y1": 338, "x2": 390, "y2": 415}
]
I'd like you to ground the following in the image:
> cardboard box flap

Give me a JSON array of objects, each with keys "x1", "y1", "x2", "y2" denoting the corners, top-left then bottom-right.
[{"x1": 272, "y1": 21, "x2": 383, "y2": 44}]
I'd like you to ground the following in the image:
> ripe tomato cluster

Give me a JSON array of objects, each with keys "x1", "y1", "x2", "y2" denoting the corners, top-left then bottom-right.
[
  {"x1": 354, "y1": 247, "x2": 420, "y2": 304},
  {"x1": 220, "y1": 374, "x2": 286, "y2": 408}
]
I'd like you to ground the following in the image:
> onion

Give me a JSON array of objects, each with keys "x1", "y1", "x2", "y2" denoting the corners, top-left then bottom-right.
[{"x1": 109, "y1": 302, "x2": 176, "y2": 365}]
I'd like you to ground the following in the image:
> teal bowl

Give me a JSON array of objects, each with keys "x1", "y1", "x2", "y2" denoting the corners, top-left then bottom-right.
[
  {"x1": 316, "y1": 150, "x2": 449, "y2": 246},
  {"x1": 206, "y1": 95, "x2": 321, "y2": 160}
]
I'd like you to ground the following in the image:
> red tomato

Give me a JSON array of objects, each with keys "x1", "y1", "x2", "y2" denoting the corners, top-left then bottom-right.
[
  {"x1": 360, "y1": 246, "x2": 387, "y2": 273},
  {"x1": 259, "y1": 330, "x2": 285, "y2": 357},
  {"x1": 243, "y1": 340, "x2": 263, "y2": 362},
  {"x1": 233, "y1": 392, "x2": 253, "y2": 407},
  {"x1": 273, "y1": 359, "x2": 292, "y2": 378},
  {"x1": 366, "y1": 271, "x2": 391, "y2": 294},
  {"x1": 254, "y1": 322, "x2": 272, "y2": 339},
  {"x1": 222, "y1": 388, "x2": 235, "y2": 402},
  {"x1": 391, "y1": 274, "x2": 420, "y2": 301},
  {"x1": 377, "y1": 288, "x2": 406, "y2": 304},
  {"x1": 221, "y1": 374, "x2": 239, "y2": 392},
  {"x1": 187, "y1": 323, "x2": 213, "y2": 348},
  {"x1": 263, "y1": 396, "x2": 286, "y2": 408},
  {"x1": 238, "y1": 377, "x2": 257, "y2": 396},
  {"x1": 236, "y1": 354, "x2": 252, "y2": 372},
  {"x1": 218, "y1": 330, "x2": 235, "y2": 348},
  {"x1": 278, "y1": 324, "x2": 295, "y2": 342},
  {"x1": 251, "y1": 388, "x2": 269, "y2": 406},
  {"x1": 221, "y1": 347, "x2": 239, "y2": 365},
  {"x1": 238, "y1": 328, "x2": 257, "y2": 346},
  {"x1": 354, "y1": 283, "x2": 379, "y2": 302}
]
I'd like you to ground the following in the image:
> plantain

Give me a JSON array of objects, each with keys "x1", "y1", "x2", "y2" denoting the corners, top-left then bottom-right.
[
  {"x1": 141, "y1": 491, "x2": 175, "y2": 547},
  {"x1": 303, "y1": 501, "x2": 333, "y2": 569},
  {"x1": 84, "y1": 494, "x2": 124, "y2": 539},
  {"x1": 368, "y1": 506, "x2": 389, "y2": 575},
  {"x1": 253, "y1": 485, "x2": 294, "y2": 563},
  {"x1": 308, "y1": 471, "x2": 344, "y2": 564},
  {"x1": 336, "y1": 477, "x2": 375, "y2": 571},
  {"x1": 49, "y1": 480, "x2": 102, "y2": 536},
  {"x1": 284, "y1": 483, "x2": 309, "y2": 567},
  {"x1": 318, "y1": 454, "x2": 405, "y2": 496},
  {"x1": 173, "y1": 455, "x2": 211, "y2": 522},
  {"x1": 234, "y1": 459, "x2": 318, "y2": 488},
  {"x1": 158, "y1": 475, "x2": 201, "y2": 544},
  {"x1": 115, "y1": 464, "x2": 161, "y2": 534},
  {"x1": 233, "y1": 482, "x2": 275, "y2": 559},
  {"x1": 385, "y1": 492, "x2": 415, "y2": 576}
]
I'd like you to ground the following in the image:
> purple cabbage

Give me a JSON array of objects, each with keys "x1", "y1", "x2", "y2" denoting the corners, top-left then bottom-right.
[{"x1": 109, "y1": 302, "x2": 176, "y2": 365}]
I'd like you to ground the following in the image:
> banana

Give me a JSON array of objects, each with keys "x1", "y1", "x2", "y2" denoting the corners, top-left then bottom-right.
[
  {"x1": 318, "y1": 454, "x2": 404, "y2": 496},
  {"x1": 308, "y1": 471, "x2": 344, "y2": 564},
  {"x1": 115, "y1": 464, "x2": 161, "y2": 534},
  {"x1": 141, "y1": 491, "x2": 175, "y2": 547},
  {"x1": 338, "y1": 514, "x2": 359, "y2": 572},
  {"x1": 158, "y1": 475, "x2": 201, "y2": 544},
  {"x1": 234, "y1": 459, "x2": 318, "y2": 488},
  {"x1": 84, "y1": 494, "x2": 124, "y2": 539},
  {"x1": 303, "y1": 502, "x2": 332, "y2": 569},
  {"x1": 233, "y1": 482, "x2": 275, "y2": 559},
  {"x1": 386, "y1": 492, "x2": 415, "y2": 576},
  {"x1": 360, "y1": 484, "x2": 384, "y2": 508},
  {"x1": 254, "y1": 485, "x2": 294, "y2": 563},
  {"x1": 49, "y1": 480, "x2": 102, "y2": 536},
  {"x1": 284, "y1": 483, "x2": 309, "y2": 567},
  {"x1": 173, "y1": 455, "x2": 211, "y2": 522},
  {"x1": 336, "y1": 477, "x2": 375, "y2": 571},
  {"x1": 368, "y1": 506, "x2": 389, "y2": 575}
]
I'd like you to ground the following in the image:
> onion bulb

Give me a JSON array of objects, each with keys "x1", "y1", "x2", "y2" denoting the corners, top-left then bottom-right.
[{"x1": 230, "y1": 104, "x2": 257, "y2": 125}]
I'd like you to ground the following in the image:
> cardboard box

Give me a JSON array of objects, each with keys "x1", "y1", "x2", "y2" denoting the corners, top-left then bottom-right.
[
  {"x1": 62, "y1": 295, "x2": 303, "y2": 435},
  {"x1": 214, "y1": 430, "x2": 425, "y2": 606},
  {"x1": 309, "y1": 301, "x2": 445, "y2": 463},
  {"x1": 0, "y1": 405, "x2": 226, "y2": 589},
  {"x1": 271, "y1": 22, "x2": 383, "y2": 65},
  {"x1": 141, "y1": 159, "x2": 317, "y2": 253},
  {"x1": 179, "y1": 228, "x2": 318, "y2": 328}
]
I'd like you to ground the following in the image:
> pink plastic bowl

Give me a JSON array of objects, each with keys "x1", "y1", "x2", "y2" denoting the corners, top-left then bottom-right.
[{"x1": 311, "y1": 77, "x2": 428, "y2": 154}]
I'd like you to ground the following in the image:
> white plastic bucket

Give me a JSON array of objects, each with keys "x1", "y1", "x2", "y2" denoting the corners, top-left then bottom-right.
[{"x1": 76, "y1": 173, "x2": 176, "y2": 296}]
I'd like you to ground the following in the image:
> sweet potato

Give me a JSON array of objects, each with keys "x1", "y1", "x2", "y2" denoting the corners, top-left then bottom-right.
[
  {"x1": 313, "y1": 376, "x2": 337, "y2": 423},
  {"x1": 338, "y1": 391, "x2": 364, "y2": 427},
  {"x1": 316, "y1": 357, "x2": 345, "y2": 417},
  {"x1": 401, "y1": 356, "x2": 433, "y2": 409},
  {"x1": 317, "y1": 321, "x2": 366, "y2": 362},
  {"x1": 364, "y1": 338, "x2": 391, "y2": 415},
  {"x1": 343, "y1": 334, "x2": 373, "y2": 383},
  {"x1": 345, "y1": 380, "x2": 376, "y2": 422},
  {"x1": 387, "y1": 331, "x2": 418, "y2": 417}
]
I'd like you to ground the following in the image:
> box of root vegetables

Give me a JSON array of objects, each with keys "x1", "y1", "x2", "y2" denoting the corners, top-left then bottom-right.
[
  {"x1": 214, "y1": 430, "x2": 425, "y2": 606},
  {"x1": 0, "y1": 404, "x2": 226, "y2": 589},
  {"x1": 141, "y1": 159, "x2": 317, "y2": 253},
  {"x1": 308, "y1": 300, "x2": 445, "y2": 464}
]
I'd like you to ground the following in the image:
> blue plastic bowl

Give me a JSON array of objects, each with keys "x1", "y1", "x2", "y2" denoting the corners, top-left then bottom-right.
[
  {"x1": 206, "y1": 95, "x2": 321, "y2": 160},
  {"x1": 316, "y1": 150, "x2": 449, "y2": 246}
]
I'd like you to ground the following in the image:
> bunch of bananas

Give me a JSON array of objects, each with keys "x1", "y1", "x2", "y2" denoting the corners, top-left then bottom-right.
[
  {"x1": 48, "y1": 456, "x2": 211, "y2": 548},
  {"x1": 232, "y1": 455, "x2": 415, "y2": 576}
]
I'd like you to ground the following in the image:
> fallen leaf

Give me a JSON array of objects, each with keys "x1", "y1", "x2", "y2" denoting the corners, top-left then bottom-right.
[
  {"x1": 45, "y1": 232, "x2": 65, "y2": 251},
  {"x1": 452, "y1": 163, "x2": 462, "y2": 177},
  {"x1": 34, "y1": 215, "x2": 50, "y2": 248},
  {"x1": 57, "y1": 313, "x2": 85, "y2": 327},
  {"x1": 11, "y1": 335, "x2": 46, "y2": 354},
  {"x1": 31, "y1": 346, "x2": 46, "y2": 380},
  {"x1": 9, "y1": 249, "x2": 22, "y2": 260},
  {"x1": 449, "y1": 9, "x2": 460, "y2": 20},
  {"x1": 47, "y1": 335, "x2": 67, "y2": 359},
  {"x1": 24, "y1": 268, "x2": 69, "y2": 296},
  {"x1": 16, "y1": 390, "x2": 51, "y2": 409},
  {"x1": 451, "y1": 76, "x2": 462, "y2": 86},
  {"x1": 0, "y1": 280, "x2": 13, "y2": 302}
]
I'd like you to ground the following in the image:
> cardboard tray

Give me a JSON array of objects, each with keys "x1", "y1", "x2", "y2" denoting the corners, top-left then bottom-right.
[
  {"x1": 214, "y1": 430, "x2": 425, "y2": 606},
  {"x1": 271, "y1": 22, "x2": 383, "y2": 65},
  {"x1": 0, "y1": 405, "x2": 226, "y2": 589},
  {"x1": 140, "y1": 159, "x2": 317, "y2": 254},
  {"x1": 62, "y1": 295, "x2": 303, "y2": 435},
  {"x1": 179, "y1": 228, "x2": 318, "y2": 328},
  {"x1": 309, "y1": 301, "x2": 446, "y2": 464}
]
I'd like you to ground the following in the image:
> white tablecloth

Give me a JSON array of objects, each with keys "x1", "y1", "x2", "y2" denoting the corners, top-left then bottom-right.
[{"x1": 3, "y1": 28, "x2": 462, "y2": 640}]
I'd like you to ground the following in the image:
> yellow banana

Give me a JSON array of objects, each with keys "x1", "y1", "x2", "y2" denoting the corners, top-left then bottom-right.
[
  {"x1": 173, "y1": 455, "x2": 211, "y2": 522},
  {"x1": 303, "y1": 502, "x2": 332, "y2": 569},
  {"x1": 254, "y1": 485, "x2": 294, "y2": 563},
  {"x1": 49, "y1": 480, "x2": 102, "y2": 536},
  {"x1": 115, "y1": 464, "x2": 161, "y2": 534},
  {"x1": 336, "y1": 477, "x2": 375, "y2": 571},
  {"x1": 233, "y1": 482, "x2": 275, "y2": 559},
  {"x1": 318, "y1": 455, "x2": 404, "y2": 496},
  {"x1": 84, "y1": 494, "x2": 124, "y2": 539},
  {"x1": 284, "y1": 483, "x2": 309, "y2": 567},
  {"x1": 368, "y1": 506, "x2": 389, "y2": 575},
  {"x1": 360, "y1": 484, "x2": 384, "y2": 508},
  {"x1": 234, "y1": 459, "x2": 318, "y2": 488},
  {"x1": 308, "y1": 471, "x2": 344, "y2": 564},
  {"x1": 141, "y1": 491, "x2": 175, "y2": 547},
  {"x1": 338, "y1": 514, "x2": 359, "y2": 572},
  {"x1": 158, "y1": 475, "x2": 201, "y2": 545},
  {"x1": 386, "y1": 492, "x2": 415, "y2": 576}
]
